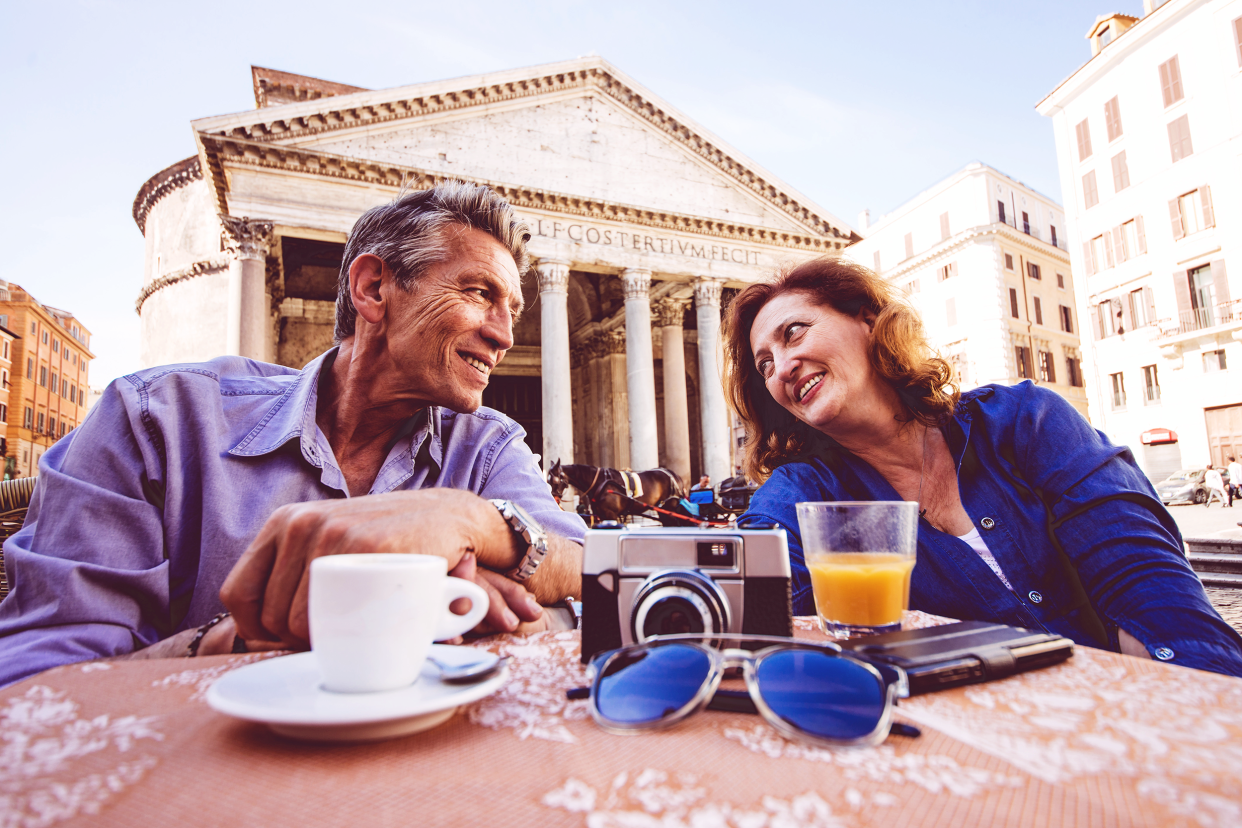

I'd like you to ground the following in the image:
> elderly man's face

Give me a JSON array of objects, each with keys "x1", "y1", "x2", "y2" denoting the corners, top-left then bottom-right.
[{"x1": 385, "y1": 226, "x2": 523, "y2": 412}]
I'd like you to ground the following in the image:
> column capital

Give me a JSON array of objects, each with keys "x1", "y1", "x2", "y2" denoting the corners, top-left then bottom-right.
[
  {"x1": 220, "y1": 215, "x2": 274, "y2": 261},
  {"x1": 604, "y1": 329, "x2": 628, "y2": 355},
  {"x1": 621, "y1": 268, "x2": 652, "y2": 300},
  {"x1": 693, "y1": 277, "x2": 723, "y2": 308},
  {"x1": 534, "y1": 258, "x2": 572, "y2": 293},
  {"x1": 652, "y1": 297, "x2": 690, "y2": 328}
]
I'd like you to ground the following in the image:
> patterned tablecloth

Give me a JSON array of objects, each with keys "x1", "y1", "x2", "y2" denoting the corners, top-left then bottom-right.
[{"x1": 4, "y1": 613, "x2": 1242, "y2": 828}]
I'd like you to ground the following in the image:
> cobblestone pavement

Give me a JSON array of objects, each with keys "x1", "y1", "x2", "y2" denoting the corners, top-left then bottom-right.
[{"x1": 1206, "y1": 588, "x2": 1242, "y2": 635}]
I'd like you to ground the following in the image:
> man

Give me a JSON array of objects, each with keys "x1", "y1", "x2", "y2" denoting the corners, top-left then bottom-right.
[
  {"x1": 690, "y1": 475, "x2": 712, "y2": 492},
  {"x1": 1204, "y1": 466, "x2": 1228, "y2": 508},
  {"x1": 0, "y1": 182, "x2": 586, "y2": 687},
  {"x1": 1228, "y1": 456, "x2": 1242, "y2": 507}
]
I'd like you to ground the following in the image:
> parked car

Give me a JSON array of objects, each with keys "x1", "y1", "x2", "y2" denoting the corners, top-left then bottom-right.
[{"x1": 1156, "y1": 468, "x2": 1226, "y2": 505}]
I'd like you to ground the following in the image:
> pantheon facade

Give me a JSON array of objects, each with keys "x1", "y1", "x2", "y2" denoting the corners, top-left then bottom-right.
[{"x1": 133, "y1": 60, "x2": 856, "y2": 490}]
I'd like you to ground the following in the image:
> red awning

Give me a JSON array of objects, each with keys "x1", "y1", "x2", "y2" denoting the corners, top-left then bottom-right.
[{"x1": 1140, "y1": 428, "x2": 1178, "y2": 445}]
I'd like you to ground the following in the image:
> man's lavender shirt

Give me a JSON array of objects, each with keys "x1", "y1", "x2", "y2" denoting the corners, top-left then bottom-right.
[{"x1": 0, "y1": 349, "x2": 587, "y2": 687}]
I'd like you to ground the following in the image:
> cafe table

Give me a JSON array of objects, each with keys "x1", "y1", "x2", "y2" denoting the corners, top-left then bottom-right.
[{"x1": 3, "y1": 612, "x2": 1241, "y2": 828}]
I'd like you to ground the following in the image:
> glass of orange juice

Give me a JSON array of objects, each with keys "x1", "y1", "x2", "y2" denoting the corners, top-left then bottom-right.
[{"x1": 795, "y1": 502, "x2": 918, "y2": 639}]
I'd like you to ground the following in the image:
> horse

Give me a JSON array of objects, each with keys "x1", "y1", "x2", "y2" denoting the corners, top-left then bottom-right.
[{"x1": 547, "y1": 460, "x2": 685, "y2": 522}]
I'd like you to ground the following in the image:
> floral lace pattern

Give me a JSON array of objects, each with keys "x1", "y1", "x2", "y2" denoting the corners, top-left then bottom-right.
[
  {"x1": 466, "y1": 631, "x2": 590, "y2": 743},
  {"x1": 150, "y1": 653, "x2": 278, "y2": 702},
  {"x1": 0, "y1": 686, "x2": 163, "y2": 828}
]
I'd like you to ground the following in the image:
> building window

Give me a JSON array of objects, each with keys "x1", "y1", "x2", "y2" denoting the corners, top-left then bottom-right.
[
  {"x1": 1033, "y1": 297, "x2": 1044, "y2": 325},
  {"x1": 23, "y1": 407, "x2": 32, "y2": 428},
  {"x1": 1110, "y1": 372, "x2": 1126, "y2": 409},
  {"x1": 1159, "y1": 56, "x2": 1184, "y2": 107},
  {"x1": 1009, "y1": 288, "x2": 1020, "y2": 319},
  {"x1": 1235, "y1": 15, "x2": 1242, "y2": 66},
  {"x1": 59, "y1": 421, "x2": 66, "y2": 438},
  {"x1": 1027, "y1": 262, "x2": 1041, "y2": 280},
  {"x1": 1076, "y1": 119, "x2": 1093, "y2": 160},
  {"x1": 51, "y1": 339, "x2": 58, "y2": 354},
  {"x1": 79, "y1": 389, "x2": 85, "y2": 406},
  {"x1": 1083, "y1": 170, "x2": 1099, "y2": 209},
  {"x1": 1170, "y1": 187, "x2": 1214, "y2": 239},
  {"x1": 1167, "y1": 115, "x2": 1193, "y2": 163},
  {"x1": 873, "y1": 250, "x2": 881, "y2": 273},
  {"x1": 1059, "y1": 305, "x2": 1074, "y2": 333},
  {"x1": 1056, "y1": 272, "x2": 1065, "y2": 289},
  {"x1": 938, "y1": 262, "x2": 957, "y2": 281},
  {"x1": 904, "y1": 232, "x2": 913, "y2": 260},
  {"x1": 1129, "y1": 286, "x2": 1155, "y2": 328},
  {"x1": 1142, "y1": 364, "x2": 1161, "y2": 404},
  {"x1": 1104, "y1": 96, "x2": 1124, "y2": 140},
  {"x1": 904, "y1": 278, "x2": 921, "y2": 295},
  {"x1": 1204, "y1": 349, "x2": 1228, "y2": 373},
  {"x1": 1096, "y1": 299, "x2": 1122, "y2": 338},
  {"x1": 1111, "y1": 151, "x2": 1130, "y2": 192},
  {"x1": 1051, "y1": 226, "x2": 1058, "y2": 247},
  {"x1": 1022, "y1": 211, "x2": 1031, "y2": 235},
  {"x1": 39, "y1": 366, "x2": 46, "y2": 387},
  {"x1": 1087, "y1": 234, "x2": 1109, "y2": 273},
  {"x1": 1, "y1": 340, "x2": 6, "y2": 359},
  {"x1": 1015, "y1": 346, "x2": 1034, "y2": 380},
  {"x1": 25, "y1": 358, "x2": 31, "y2": 379},
  {"x1": 0, "y1": 404, "x2": 6, "y2": 423},
  {"x1": 36, "y1": 412, "x2": 44, "y2": 432},
  {"x1": 41, "y1": 331, "x2": 47, "y2": 345},
  {"x1": 1004, "y1": 253, "x2": 1014, "y2": 271},
  {"x1": 50, "y1": 373, "x2": 57, "y2": 394},
  {"x1": 1067, "y1": 358, "x2": 1084, "y2": 387},
  {"x1": 1038, "y1": 351, "x2": 1056, "y2": 383},
  {"x1": 48, "y1": 417, "x2": 55, "y2": 436},
  {"x1": 29, "y1": 323, "x2": 35, "y2": 335},
  {"x1": 945, "y1": 298, "x2": 957, "y2": 327},
  {"x1": 940, "y1": 212, "x2": 950, "y2": 241},
  {"x1": 1188, "y1": 264, "x2": 1217, "y2": 329},
  {"x1": 998, "y1": 201, "x2": 1007, "y2": 225}
]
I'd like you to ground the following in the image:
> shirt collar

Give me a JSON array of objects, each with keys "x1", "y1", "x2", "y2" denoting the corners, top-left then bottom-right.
[{"x1": 227, "y1": 347, "x2": 445, "y2": 475}]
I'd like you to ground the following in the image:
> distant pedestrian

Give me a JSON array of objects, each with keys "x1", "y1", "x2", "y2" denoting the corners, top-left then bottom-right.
[
  {"x1": 1228, "y1": 456, "x2": 1242, "y2": 507},
  {"x1": 1205, "y1": 467, "x2": 1228, "y2": 507},
  {"x1": 690, "y1": 475, "x2": 712, "y2": 492}
]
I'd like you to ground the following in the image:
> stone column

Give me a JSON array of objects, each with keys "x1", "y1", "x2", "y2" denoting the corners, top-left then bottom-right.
[
  {"x1": 622, "y1": 269, "x2": 659, "y2": 471},
  {"x1": 536, "y1": 259, "x2": 574, "y2": 476},
  {"x1": 220, "y1": 216, "x2": 274, "y2": 359},
  {"x1": 654, "y1": 298, "x2": 692, "y2": 485},
  {"x1": 694, "y1": 278, "x2": 730, "y2": 489},
  {"x1": 605, "y1": 329, "x2": 630, "y2": 469}
]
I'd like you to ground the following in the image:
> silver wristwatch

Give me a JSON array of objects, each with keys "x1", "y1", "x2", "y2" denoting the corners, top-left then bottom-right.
[{"x1": 490, "y1": 499, "x2": 549, "y2": 582}]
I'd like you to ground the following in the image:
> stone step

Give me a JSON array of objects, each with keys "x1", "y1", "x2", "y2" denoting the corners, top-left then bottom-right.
[
  {"x1": 1198, "y1": 572, "x2": 1242, "y2": 588},
  {"x1": 1188, "y1": 552, "x2": 1242, "y2": 574}
]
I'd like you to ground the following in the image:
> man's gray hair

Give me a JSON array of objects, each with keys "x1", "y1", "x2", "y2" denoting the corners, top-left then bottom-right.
[{"x1": 334, "y1": 180, "x2": 531, "y2": 340}]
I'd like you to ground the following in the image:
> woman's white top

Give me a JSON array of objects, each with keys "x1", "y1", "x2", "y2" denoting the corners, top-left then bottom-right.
[{"x1": 957, "y1": 527, "x2": 1013, "y2": 591}]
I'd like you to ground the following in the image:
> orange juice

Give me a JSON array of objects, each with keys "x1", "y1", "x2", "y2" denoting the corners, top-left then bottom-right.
[{"x1": 808, "y1": 553, "x2": 915, "y2": 627}]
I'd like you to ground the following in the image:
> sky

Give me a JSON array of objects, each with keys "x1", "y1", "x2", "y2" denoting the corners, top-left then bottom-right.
[{"x1": 0, "y1": 0, "x2": 1134, "y2": 387}]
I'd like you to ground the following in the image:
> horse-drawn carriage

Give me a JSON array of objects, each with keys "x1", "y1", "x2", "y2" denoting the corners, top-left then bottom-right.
[{"x1": 546, "y1": 461, "x2": 743, "y2": 527}]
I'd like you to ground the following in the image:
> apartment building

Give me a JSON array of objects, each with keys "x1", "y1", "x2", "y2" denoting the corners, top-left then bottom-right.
[
  {"x1": 0, "y1": 322, "x2": 16, "y2": 478},
  {"x1": 1038, "y1": 0, "x2": 1242, "y2": 479},
  {"x1": 846, "y1": 163, "x2": 1088, "y2": 416},
  {"x1": 0, "y1": 283, "x2": 94, "y2": 477}
]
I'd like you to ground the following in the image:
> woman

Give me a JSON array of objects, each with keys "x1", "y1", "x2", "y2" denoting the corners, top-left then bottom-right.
[{"x1": 726, "y1": 258, "x2": 1242, "y2": 677}]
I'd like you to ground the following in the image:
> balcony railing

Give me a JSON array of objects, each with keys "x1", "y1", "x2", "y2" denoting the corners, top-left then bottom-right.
[
  {"x1": 1156, "y1": 299, "x2": 1242, "y2": 338},
  {"x1": 997, "y1": 216, "x2": 1068, "y2": 250},
  {"x1": 1112, "y1": 391, "x2": 1127, "y2": 409},
  {"x1": 1144, "y1": 385, "x2": 1161, "y2": 404}
]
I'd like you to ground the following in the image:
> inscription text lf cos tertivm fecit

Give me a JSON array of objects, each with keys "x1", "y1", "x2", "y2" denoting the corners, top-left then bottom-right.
[{"x1": 530, "y1": 219, "x2": 762, "y2": 266}]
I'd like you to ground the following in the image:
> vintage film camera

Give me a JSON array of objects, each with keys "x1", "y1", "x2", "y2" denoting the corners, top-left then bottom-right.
[{"x1": 580, "y1": 524, "x2": 793, "y2": 662}]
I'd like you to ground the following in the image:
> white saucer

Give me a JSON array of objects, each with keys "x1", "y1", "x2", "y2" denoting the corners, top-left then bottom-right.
[{"x1": 206, "y1": 645, "x2": 509, "y2": 742}]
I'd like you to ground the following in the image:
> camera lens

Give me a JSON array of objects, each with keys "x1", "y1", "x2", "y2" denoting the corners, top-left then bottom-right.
[{"x1": 630, "y1": 569, "x2": 731, "y2": 644}]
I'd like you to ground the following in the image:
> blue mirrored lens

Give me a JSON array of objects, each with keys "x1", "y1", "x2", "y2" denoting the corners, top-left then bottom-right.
[
  {"x1": 595, "y1": 644, "x2": 712, "y2": 724},
  {"x1": 756, "y1": 651, "x2": 885, "y2": 740}
]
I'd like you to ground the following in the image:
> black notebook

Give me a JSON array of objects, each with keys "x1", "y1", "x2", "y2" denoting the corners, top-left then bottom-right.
[{"x1": 840, "y1": 620, "x2": 1074, "y2": 694}]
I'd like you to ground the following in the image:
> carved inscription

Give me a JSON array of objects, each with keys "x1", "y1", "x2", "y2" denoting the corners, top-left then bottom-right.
[{"x1": 532, "y1": 219, "x2": 761, "y2": 265}]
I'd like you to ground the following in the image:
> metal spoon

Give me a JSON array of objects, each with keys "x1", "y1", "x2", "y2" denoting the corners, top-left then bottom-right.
[{"x1": 428, "y1": 654, "x2": 509, "y2": 684}]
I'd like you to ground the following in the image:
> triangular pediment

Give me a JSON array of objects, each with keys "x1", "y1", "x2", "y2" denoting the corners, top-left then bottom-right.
[{"x1": 193, "y1": 58, "x2": 854, "y2": 241}]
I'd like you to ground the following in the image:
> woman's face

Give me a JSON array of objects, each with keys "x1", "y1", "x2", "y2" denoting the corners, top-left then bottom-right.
[{"x1": 749, "y1": 290, "x2": 877, "y2": 434}]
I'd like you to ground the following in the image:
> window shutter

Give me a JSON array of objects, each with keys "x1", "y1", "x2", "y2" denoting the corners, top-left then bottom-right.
[
  {"x1": 1083, "y1": 242, "x2": 1095, "y2": 276},
  {"x1": 1169, "y1": 198, "x2": 1184, "y2": 241},
  {"x1": 1094, "y1": 304, "x2": 1106, "y2": 340},
  {"x1": 1201, "y1": 185, "x2": 1215, "y2": 228},
  {"x1": 940, "y1": 212, "x2": 950, "y2": 241},
  {"x1": 1144, "y1": 285, "x2": 1156, "y2": 323},
  {"x1": 1103, "y1": 235, "x2": 1115, "y2": 269},
  {"x1": 1136, "y1": 215, "x2": 1147, "y2": 253},
  {"x1": 1112, "y1": 226, "x2": 1125, "y2": 263},
  {"x1": 950, "y1": 261, "x2": 958, "y2": 279},
  {"x1": 1120, "y1": 292, "x2": 1133, "y2": 331},
  {"x1": 1211, "y1": 260, "x2": 1231, "y2": 307},
  {"x1": 873, "y1": 250, "x2": 881, "y2": 273},
  {"x1": 1172, "y1": 271, "x2": 1192, "y2": 317},
  {"x1": 1076, "y1": 120, "x2": 1092, "y2": 160}
]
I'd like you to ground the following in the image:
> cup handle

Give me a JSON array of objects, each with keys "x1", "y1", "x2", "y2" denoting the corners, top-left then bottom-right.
[{"x1": 435, "y1": 577, "x2": 491, "y2": 641}]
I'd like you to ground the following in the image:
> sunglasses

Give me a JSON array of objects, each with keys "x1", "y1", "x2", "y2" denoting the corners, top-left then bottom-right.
[{"x1": 574, "y1": 634, "x2": 917, "y2": 748}]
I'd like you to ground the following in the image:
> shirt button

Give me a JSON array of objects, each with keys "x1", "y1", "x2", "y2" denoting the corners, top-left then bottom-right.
[
  {"x1": 1028, "y1": 591, "x2": 1043, "y2": 604},
  {"x1": 981, "y1": 517, "x2": 996, "y2": 529},
  {"x1": 1154, "y1": 647, "x2": 1175, "y2": 661}
]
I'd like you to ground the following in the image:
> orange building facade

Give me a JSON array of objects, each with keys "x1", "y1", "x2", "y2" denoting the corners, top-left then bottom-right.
[{"x1": 0, "y1": 283, "x2": 93, "y2": 478}]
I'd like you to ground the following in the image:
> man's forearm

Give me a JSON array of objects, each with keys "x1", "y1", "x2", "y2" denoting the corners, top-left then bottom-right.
[{"x1": 525, "y1": 534, "x2": 583, "y2": 604}]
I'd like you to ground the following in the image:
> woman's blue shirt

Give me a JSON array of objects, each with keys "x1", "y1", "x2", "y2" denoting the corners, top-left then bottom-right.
[{"x1": 740, "y1": 381, "x2": 1242, "y2": 677}]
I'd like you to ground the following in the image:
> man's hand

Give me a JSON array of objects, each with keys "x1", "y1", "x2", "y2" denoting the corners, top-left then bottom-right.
[
  {"x1": 220, "y1": 489, "x2": 523, "y2": 648},
  {"x1": 447, "y1": 553, "x2": 548, "y2": 636}
]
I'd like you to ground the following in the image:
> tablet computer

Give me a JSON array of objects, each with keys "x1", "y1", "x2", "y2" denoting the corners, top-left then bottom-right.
[{"x1": 839, "y1": 620, "x2": 1074, "y2": 695}]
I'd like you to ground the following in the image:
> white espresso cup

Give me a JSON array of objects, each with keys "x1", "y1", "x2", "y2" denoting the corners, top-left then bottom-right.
[{"x1": 309, "y1": 554, "x2": 490, "y2": 693}]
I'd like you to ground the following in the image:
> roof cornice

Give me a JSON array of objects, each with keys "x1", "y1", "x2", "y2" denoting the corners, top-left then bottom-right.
[
  {"x1": 197, "y1": 133, "x2": 847, "y2": 255},
  {"x1": 869, "y1": 222, "x2": 1070, "y2": 281},
  {"x1": 192, "y1": 58, "x2": 852, "y2": 240},
  {"x1": 132, "y1": 156, "x2": 203, "y2": 234}
]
